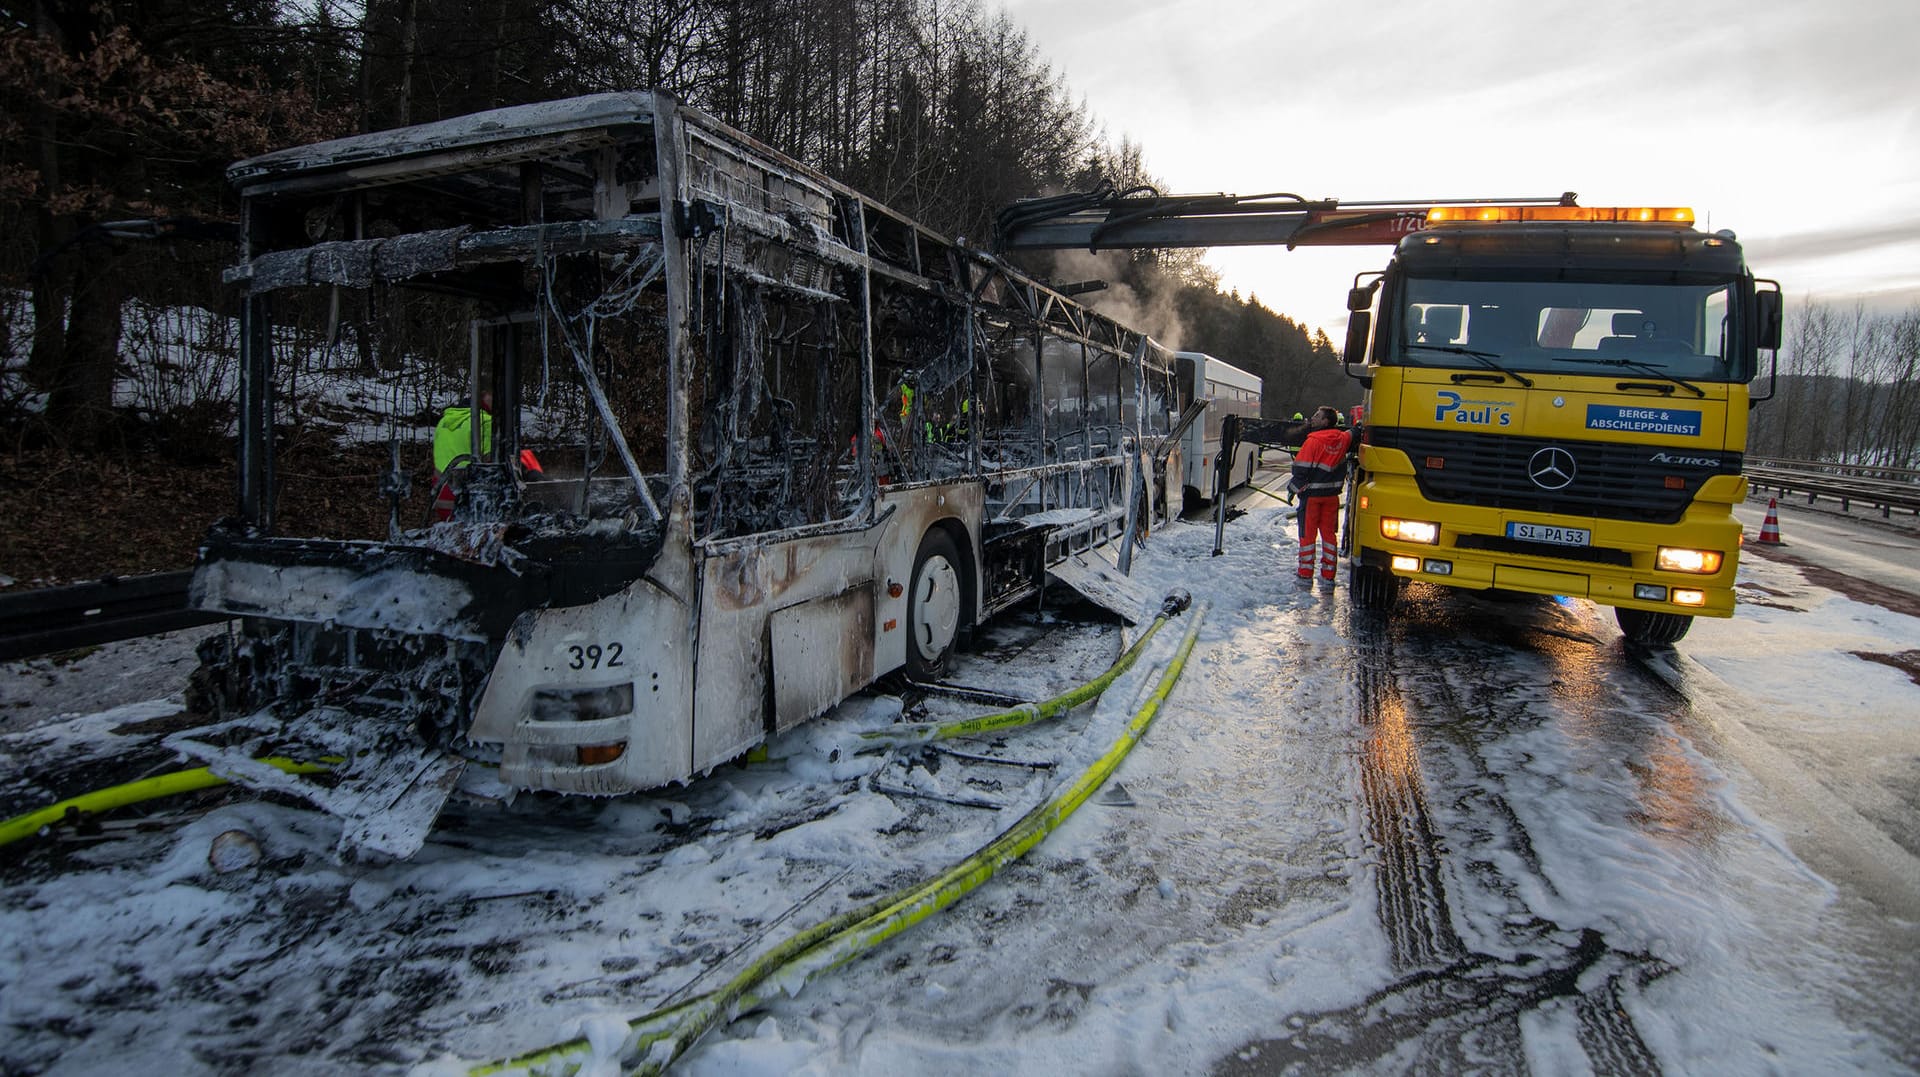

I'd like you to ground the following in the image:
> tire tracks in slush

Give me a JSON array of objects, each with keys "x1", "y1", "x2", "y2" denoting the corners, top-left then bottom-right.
[{"x1": 1221, "y1": 598, "x2": 1668, "y2": 1075}]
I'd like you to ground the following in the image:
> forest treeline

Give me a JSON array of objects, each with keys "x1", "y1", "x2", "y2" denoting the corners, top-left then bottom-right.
[
  {"x1": 1748, "y1": 302, "x2": 1920, "y2": 468},
  {"x1": 1, "y1": 0, "x2": 1345, "y2": 449}
]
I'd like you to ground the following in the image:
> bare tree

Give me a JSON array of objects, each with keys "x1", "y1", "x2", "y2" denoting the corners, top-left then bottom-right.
[
  {"x1": 1873, "y1": 308, "x2": 1920, "y2": 468},
  {"x1": 1755, "y1": 299, "x2": 1920, "y2": 466},
  {"x1": 1, "y1": 2, "x2": 347, "y2": 445}
]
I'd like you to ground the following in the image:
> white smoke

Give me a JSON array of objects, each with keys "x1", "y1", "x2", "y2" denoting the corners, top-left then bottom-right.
[{"x1": 1042, "y1": 249, "x2": 1188, "y2": 354}]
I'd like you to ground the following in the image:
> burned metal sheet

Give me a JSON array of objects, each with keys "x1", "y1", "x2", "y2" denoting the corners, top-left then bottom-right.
[
  {"x1": 770, "y1": 586, "x2": 875, "y2": 732},
  {"x1": 193, "y1": 557, "x2": 488, "y2": 641},
  {"x1": 245, "y1": 227, "x2": 464, "y2": 291},
  {"x1": 1047, "y1": 546, "x2": 1156, "y2": 624},
  {"x1": 167, "y1": 711, "x2": 466, "y2": 861}
]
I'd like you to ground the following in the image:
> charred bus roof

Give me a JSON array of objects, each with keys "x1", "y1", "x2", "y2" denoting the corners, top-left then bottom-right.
[{"x1": 228, "y1": 92, "x2": 661, "y2": 199}]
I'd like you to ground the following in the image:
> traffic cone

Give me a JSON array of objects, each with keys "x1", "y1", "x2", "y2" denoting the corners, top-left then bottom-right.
[{"x1": 1756, "y1": 497, "x2": 1783, "y2": 545}]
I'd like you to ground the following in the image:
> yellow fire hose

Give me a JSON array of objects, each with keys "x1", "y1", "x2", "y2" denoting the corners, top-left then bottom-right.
[
  {"x1": 860, "y1": 589, "x2": 1194, "y2": 746},
  {"x1": 0, "y1": 757, "x2": 338, "y2": 850},
  {"x1": 3, "y1": 593, "x2": 1204, "y2": 1073},
  {"x1": 476, "y1": 600, "x2": 1207, "y2": 1075}
]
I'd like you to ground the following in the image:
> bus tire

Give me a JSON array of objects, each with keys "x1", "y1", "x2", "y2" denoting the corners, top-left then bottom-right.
[
  {"x1": 1351, "y1": 562, "x2": 1399, "y2": 613},
  {"x1": 1615, "y1": 607, "x2": 1692, "y2": 645},
  {"x1": 906, "y1": 528, "x2": 964, "y2": 680}
]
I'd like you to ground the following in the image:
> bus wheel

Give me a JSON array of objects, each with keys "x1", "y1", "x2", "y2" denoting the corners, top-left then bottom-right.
[
  {"x1": 1350, "y1": 563, "x2": 1399, "y2": 612},
  {"x1": 1615, "y1": 607, "x2": 1692, "y2": 645},
  {"x1": 906, "y1": 528, "x2": 963, "y2": 679}
]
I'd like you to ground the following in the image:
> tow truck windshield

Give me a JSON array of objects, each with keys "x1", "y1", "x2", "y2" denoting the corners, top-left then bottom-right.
[
  {"x1": 1393, "y1": 277, "x2": 1742, "y2": 382},
  {"x1": 1554, "y1": 355, "x2": 1707, "y2": 397},
  {"x1": 1402, "y1": 342, "x2": 1535, "y2": 387}
]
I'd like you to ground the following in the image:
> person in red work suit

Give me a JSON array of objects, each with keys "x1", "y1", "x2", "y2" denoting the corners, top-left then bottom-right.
[{"x1": 1288, "y1": 405, "x2": 1353, "y2": 588}]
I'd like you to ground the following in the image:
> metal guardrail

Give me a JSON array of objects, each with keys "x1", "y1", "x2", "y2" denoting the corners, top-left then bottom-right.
[
  {"x1": 1745, "y1": 457, "x2": 1920, "y2": 520},
  {"x1": 1747, "y1": 455, "x2": 1920, "y2": 483},
  {"x1": 0, "y1": 570, "x2": 229, "y2": 662}
]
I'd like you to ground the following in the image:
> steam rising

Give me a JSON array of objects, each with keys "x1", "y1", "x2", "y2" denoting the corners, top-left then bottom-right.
[{"x1": 1045, "y1": 250, "x2": 1188, "y2": 353}]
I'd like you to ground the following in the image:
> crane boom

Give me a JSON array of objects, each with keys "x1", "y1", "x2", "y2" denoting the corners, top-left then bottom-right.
[{"x1": 993, "y1": 188, "x2": 1578, "y2": 252}]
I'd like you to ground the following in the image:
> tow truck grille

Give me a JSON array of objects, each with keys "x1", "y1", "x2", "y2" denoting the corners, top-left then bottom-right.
[{"x1": 1372, "y1": 428, "x2": 1740, "y2": 524}]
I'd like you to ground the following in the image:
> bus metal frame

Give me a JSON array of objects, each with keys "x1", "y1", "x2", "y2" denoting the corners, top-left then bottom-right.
[{"x1": 184, "y1": 92, "x2": 1186, "y2": 847}]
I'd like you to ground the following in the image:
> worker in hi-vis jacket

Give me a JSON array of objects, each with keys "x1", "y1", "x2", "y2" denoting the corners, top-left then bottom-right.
[{"x1": 1287, "y1": 405, "x2": 1353, "y2": 589}]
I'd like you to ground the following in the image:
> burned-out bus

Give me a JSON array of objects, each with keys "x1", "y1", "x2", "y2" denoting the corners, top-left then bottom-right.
[{"x1": 182, "y1": 93, "x2": 1186, "y2": 852}]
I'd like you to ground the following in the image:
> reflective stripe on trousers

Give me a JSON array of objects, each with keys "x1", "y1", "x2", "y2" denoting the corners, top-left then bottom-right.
[{"x1": 1297, "y1": 496, "x2": 1339, "y2": 580}]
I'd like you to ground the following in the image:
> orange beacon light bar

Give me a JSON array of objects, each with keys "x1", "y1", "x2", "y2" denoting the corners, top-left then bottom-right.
[{"x1": 1425, "y1": 206, "x2": 1695, "y2": 224}]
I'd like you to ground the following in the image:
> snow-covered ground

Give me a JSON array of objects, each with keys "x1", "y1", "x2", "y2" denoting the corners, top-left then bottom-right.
[{"x1": 2, "y1": 490, "x2": 1916, "y2": 1074}]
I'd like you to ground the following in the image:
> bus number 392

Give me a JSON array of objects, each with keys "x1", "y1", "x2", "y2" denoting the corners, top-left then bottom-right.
[{"x1": 565, "y1": 643, "x2": 625, "y2": 670}]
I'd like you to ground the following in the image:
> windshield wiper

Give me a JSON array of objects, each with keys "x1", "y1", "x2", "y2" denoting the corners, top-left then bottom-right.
[
  {"x1": 1404, "y1": 343, "x2": 1535, "y2": 387},
  {"x1": 1555, "y1": 356, "x2": 1705, "y2": 398}
]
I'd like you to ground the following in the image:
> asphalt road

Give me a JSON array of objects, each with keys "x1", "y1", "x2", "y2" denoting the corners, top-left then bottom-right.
[{"x1": 1733, "y1": 493, "x2": 1920, "y2": 601}]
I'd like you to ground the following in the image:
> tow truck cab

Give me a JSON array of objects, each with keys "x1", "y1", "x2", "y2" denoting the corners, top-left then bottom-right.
[{"x1": 1342, "y1": 206, "x2": 1782, "y2": 644}]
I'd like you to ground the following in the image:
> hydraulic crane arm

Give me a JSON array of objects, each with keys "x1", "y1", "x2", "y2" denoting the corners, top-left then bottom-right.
[{"x1": 993, "y1": 186, "x2": 1578, "y2": 253}]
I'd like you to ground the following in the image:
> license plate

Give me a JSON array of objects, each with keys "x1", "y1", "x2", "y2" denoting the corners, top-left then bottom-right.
[{"x1": 1507, "y1": 522, "x2": 1589, "y2": 546}]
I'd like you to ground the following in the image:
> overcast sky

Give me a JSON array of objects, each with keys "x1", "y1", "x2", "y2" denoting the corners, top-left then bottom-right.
[{"x1": 997, "y1": 0, "x2": 1920, "y2": 339}]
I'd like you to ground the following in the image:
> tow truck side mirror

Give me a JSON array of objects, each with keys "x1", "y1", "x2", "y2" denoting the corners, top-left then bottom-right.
[
  {"x1": 1342, "y1": 311, "x2": 1373, "y2": 387},
  {"x1": 1343, "y1": 311, "x2": 1371, "y2": 366},
  {"x1": 1343, "y1": 272, "x2": 1383, "y2": 384},
  {"x1": 1750, "y1": 279, "x2": 1783, "y2": 405},
  {"x1": 1755, "y1": 285, "x2": 1782, "y2": 351}
]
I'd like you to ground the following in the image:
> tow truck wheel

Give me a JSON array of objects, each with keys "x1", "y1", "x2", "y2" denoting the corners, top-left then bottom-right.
[
  {"x1": 1350, "y1": 562, "x2": 1399, "y2": 612},
  {"x1": 905, "y1": 528, "x2": 964, "y2": 680},
  {"x1": 1615, "y1": 607, "x2": 1692, "y2": 645}
]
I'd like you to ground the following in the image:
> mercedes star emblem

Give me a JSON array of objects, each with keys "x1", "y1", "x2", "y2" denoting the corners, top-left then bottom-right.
[{"x1": 1527, "y1": 447, "x2": 1576, "y2": 490}]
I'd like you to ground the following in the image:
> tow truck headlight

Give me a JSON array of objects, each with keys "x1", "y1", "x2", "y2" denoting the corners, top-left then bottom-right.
[
  {"x1": 1656, "y1": 547, "x2": 1723, "y2": 574},
  {"x1": 1381, "y1": 518, "x2": 1440, "y2": 544},
  {"x1": 1672, "y1": 589, "x2": 1707, "y2": 607}
]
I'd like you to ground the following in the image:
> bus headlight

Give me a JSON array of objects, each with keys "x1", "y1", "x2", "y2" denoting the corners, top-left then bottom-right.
[
  {"x1": 532, "y1": 683, "x2": 636, "y2": 722},
  {"x1": 1656, "y1": 547, "x2": 1723, "y2": 574},
  {"x1": 1381, "y1": 518, "x2": 1440, "y2": 544}
]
